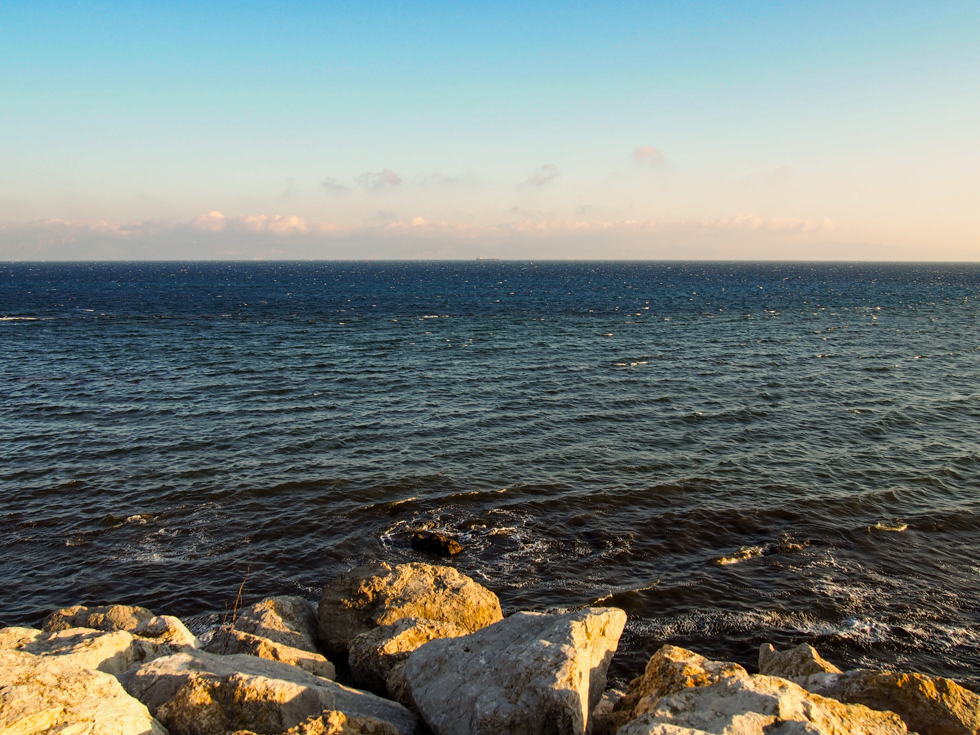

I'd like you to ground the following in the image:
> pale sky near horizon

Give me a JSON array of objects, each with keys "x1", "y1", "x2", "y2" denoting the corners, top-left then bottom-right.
[{"x1": 1, "y1": 1, "x2": 978, "y2": 261}]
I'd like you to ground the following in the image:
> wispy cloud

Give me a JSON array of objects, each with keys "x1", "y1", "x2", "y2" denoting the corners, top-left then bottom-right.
[
  {"x1": 525, "y1": 164, "x2": 559, "y2": 187},
  {"x1": 356, "y1": 169, "x2": 402, "y2": 190},
  {"x1": 417, "y1": 173, "x2": 461, "y2": 186},
  {"x1": 633, "y1": 147, "x2": 666, "y2": 166},
  {"x1": 320, "y1": 177, "x2": 348, "y2": 193}
]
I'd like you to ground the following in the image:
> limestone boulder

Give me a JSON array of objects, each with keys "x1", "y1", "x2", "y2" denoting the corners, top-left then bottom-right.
[
  {"x1": 347, "y1": 617, "x2": 467, "y2": 696},
  {"x1": 318, "y1": 562, "x2": 502, "y2": 657},
  {"x1": 1, "y1": 625, "x2": 155, "y2": 676},
  {"x1": 135, "y1": 614, "x2": 202, "y2": 650},
  {"x1": 205, "y1": 625, "x2": 336, "y2": 679},
  {"x1": 120, "y1": 649, "x2": 418, "y2": 735},
  {"x1": 617, "y1": 667, "x2": 908, "y2": 735},
  {"x1": 595, "y1": 644, "x2": 746, "y2": 734},
  {"x1": 234, "y1": 595, "x2": 321, "y2": 654},
  {"x1": 229, "y1": 710, "x2": 401, "y2": 735},
  {"x1": 403, "y1": 607, "x2": 626, "y2": 735},
  {"x1": 0, "y1": 648, "x2": 168, "y2": 735},
  {"x1": 758, "y1": 642, "x2": 842, "y2": 679},
  {"x1": 805, "y1": 668, "x2": 980, "y2": 735},
  {"x1": 43, "y1": 603, "x2": 156, "y2": 633}
]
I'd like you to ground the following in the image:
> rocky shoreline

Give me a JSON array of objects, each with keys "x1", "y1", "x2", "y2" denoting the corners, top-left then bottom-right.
[{"x1": 2, "y1": 561, "x2": 978, "y2": 735}]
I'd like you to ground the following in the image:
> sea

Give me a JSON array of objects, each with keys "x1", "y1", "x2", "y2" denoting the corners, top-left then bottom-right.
[{"x1": 2, "y1": 260, "x2": 980, "y2": 688}]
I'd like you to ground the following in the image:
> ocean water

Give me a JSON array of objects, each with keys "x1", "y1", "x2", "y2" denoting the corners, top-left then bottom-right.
[{"x1": 3, "y1": 260, "x2": 980, "y2": 687}]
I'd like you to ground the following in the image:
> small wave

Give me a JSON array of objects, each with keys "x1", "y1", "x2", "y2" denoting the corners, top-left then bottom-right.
[
  {"x1": 0, "y1": 316, "x2": 43, "y2": 321},
  {"x1": 870, "y1": 522, "x2": 908, "y2": 532},
  {"x1": 714, "y1": 538, "x2": 808, "y2": 565}
]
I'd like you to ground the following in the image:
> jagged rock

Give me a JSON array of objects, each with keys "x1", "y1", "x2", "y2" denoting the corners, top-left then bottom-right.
[
  {"x1": 404, "y1": 607, "x2": 626, "y2": 735},
  {"x1": 347, "y1": 617, "x2": 467, "y2": 696},
  {"x1": 411, "y1": 531, "x2": 463, "y2": 557},
  {"x1": 318, "y1": 562, "x2": 502, "y2": 657},
  {"x1": 121, "y1": 649, "x2": 418, "y2": 735},
  {"x1": 228, "y1": 710, "x2": 402, "y2": 735},
  {"x1": 758, "y1": 642, "x2": 842, "y2": 679},
  {"x1": 0, "y1": 625, "x2": 158, "y2": 676},
  {"x1": 135, "y1": 614, "x2": 202, "y2": 650},
  {"x1": 205, "y1": 625, "x2": 336, "y2": 679},
  {"x1": 234, "y1": 595, "x2": 321, "y2": 654},
  {"x1": 617, "y1": 665, "x2": 908, "y2": 735},
  {"x1": 385, "y1": 662, "x2": 413, "y2": 709},
  {"x1": 0, "y1": 648, "x2": 168, "y2": 735},
  {"x1": 43, "y1": 603, "x2": 156, "y2": 633},
  {"x1": 805, "y1": 668, "x2": 980, "y2": 735},
  {"x1": 597, "y1": 644, "x2": 746, "y2": 734}
]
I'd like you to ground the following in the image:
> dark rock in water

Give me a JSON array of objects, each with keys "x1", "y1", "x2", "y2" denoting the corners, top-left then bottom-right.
[
  {"x1": 457, "y1": 519, "x2": 487, "y2": 530},
  {"x1": 411, "y1": 531, "x2": 463, "y2": 556}
]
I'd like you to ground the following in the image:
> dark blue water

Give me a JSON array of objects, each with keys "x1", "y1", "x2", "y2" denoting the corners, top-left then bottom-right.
[{"x1": 3, "y1": 261, "x2": 980, "y2": 687}]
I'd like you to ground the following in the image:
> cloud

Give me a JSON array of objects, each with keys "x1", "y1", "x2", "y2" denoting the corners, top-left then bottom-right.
[
  {"x1": 320, "y1": 177, "x2": 348, "y2": 193},
  {"x1": 700, "y1": 213, "x2": 834, "y2": 232},
  {"x1": 356, "y1": 169, "x2": 402, "y2": 190},
  {"x1": 525, "y1": 164, "x2": 559, "y2": 187},
  {"x1": 193, "y1": 210, "x2": 228, "y2": 232},
  {"x1": 633, "y1": 147, "x2": 666, "y2": 166},
  {"x1": 417, "y1": 173, "x2": 461, "y2": 186},
  {"x1": 507, "y1": 206, "x2": 544, "y2": 218}
]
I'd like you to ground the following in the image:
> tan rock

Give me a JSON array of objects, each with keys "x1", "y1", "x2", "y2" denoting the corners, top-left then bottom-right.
[
  {"x1": 43, "y1": 603, "x2": 156, "y2": 633},
  {"x1": 318, "y1": 562, "x2": 502, "y2": 657},
  {"x1": 234, "y1": 596, "x2": 321, "y2": 654},
  {"x1": 135, "y1": 615, "x2": 202, "y2": 650},
  {"x1": 598, "y1": 644, "x2": 746, "y2": 734},
  {"x1": 347, "y1": 617, "x2": 467, "y2": 696},
  {"x1": 0, "y1": 648, "x2": 168, "y2": 735},
  {"x1": 403, "y1": 607, "x2": 626, "y2": 735},
  {"x1": 229, "y1": 710, "x2": 402, "y2": 735},
  {"x1": 806, "y1": 668, "x2": 980, "y2": 735},
  {"x1": 120, "y1": 650, "x2": 418, "y2": 735},
  {"x1": 617, "y1": 666, "x2": 907, "y2": 735},
  {"x1": 758, "y1": 642, "x2": 842, "y2": 679},
  {"x1": 1, "y1": 625, "x2": 151, "y2": 676},
  {"x1": 205, "y1": 626, "x2": 336, "y2": 679}
]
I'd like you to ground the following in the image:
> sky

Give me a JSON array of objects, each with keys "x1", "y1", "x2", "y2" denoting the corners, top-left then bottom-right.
[{"x1": 1, "y1": 1, "x2": 978, "y2": 260}]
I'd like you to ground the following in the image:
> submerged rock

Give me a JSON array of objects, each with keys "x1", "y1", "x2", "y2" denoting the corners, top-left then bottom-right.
[
  {"x1": 0, "y1": 648, "x2": 168, "y2": 735},
  {"x1": 347, "y1": 617, "x2": 467, "y2": 698},
  {"x1": 121, "y1": 649, "x2": 418, "y2": 735},
  {"x1": 404, "y1": 607, "x2": 626, "y2": 735},
  {"x1": 43, "y1": 603, "x2": 156, "y2": 633},
  {"x1": 234, "y1": 595, "x2": 321, "y2": 655},
  {"x1": 205, "y1": 625, "x2": 336, "y2": 679},
  {"x1": 758, "y1": 641, "x2": 842, "y2": 679},
  {"x1": 318, "y1": 562, "x2": 502, "y2": 657},
  {"x1": 410, "y1": 531, "x2": 463, "y2": 557}
]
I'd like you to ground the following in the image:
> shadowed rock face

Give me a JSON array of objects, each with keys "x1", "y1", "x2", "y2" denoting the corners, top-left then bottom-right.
[
  {"x1": 404, "y1": 607, "x2": 627, "y2": 735},
  {"x1": 318, "y1": 562, "x2": 502, "y2": 658},
  {"x1": 121, "y1": 649, "x2": 418, "y2": 735},
  {"x1": 0, "y1": 648, "x2": 168, "y2": 735},
  {"x1": 347, "y1": 617, "x2": 467, "y2": 697}
]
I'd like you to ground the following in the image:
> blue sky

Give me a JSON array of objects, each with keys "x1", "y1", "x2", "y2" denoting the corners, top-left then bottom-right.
[{"x1": 1, "y1": 1, "x2": 978, "y2": 259}]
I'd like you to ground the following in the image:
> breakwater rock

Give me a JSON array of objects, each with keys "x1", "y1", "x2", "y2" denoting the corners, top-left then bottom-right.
[{"x1": 2, "y1": 562, "x2": 978, "y2": 735}]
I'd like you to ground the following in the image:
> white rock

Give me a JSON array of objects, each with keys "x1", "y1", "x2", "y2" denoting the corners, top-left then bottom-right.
[
  {"x1": 121, "y1": 649, "x2": 418, "y2": 735},
  {"x1": 136, "y1": 615, "x2": 202, "y2": 650},
  {"x1": 0, "y1": 648, "x2": 168, "y2": 735},
  {"x1": 404, "y1": 607, "x2": 627, "y2": 735},
  {"x1": 205, "y1": 625, "x2": 336, "y2": 679},
  {"x1": 318, "y1": 562, "x2": 503, "y2": 657},
  {"x1": 616, "y1": 658, "x2": 907, "y2": 735},
  {"x1": 234, "y1": 595, "x2": 321, "y2": 654}
]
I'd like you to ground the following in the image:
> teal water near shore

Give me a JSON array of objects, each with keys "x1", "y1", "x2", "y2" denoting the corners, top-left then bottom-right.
[{"x1": 2, "y1": 261, "x2": 980, "y2": 686}]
